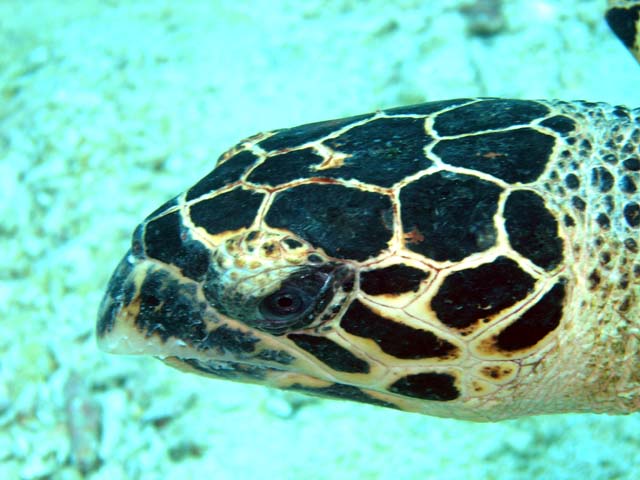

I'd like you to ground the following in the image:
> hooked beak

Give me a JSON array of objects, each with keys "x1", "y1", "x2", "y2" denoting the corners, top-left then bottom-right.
[{"x1": 96, "y1": 251, "x2": 206, "y2": 358}]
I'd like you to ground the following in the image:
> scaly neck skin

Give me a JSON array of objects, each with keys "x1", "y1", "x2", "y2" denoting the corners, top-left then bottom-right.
[{"x1": 546, "y1": 102, "x2": 640, "y2": 415}]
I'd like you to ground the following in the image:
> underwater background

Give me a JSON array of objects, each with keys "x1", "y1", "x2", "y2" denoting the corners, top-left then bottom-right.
[{"x1": 2, "y1": 0, "x2": 640, "y2": 478}]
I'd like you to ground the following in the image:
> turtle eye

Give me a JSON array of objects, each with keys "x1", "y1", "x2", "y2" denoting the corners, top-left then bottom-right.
[
  {"x1": 260, "y1": 287, "x2": 309, "y2": 321},
  {"x1": 204, "y1": 264, "x2": 352, "y2": 335}
]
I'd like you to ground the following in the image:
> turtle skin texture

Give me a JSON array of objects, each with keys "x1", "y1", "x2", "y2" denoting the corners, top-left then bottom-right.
[{"x1": 97, "y1": 4, "x2": 640, "y2": 422}]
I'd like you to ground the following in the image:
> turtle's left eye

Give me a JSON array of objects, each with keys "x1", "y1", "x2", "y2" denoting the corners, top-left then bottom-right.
[
  {"x1": 205, "y1": 263, "x2": 351, "y2": 335},
  {"x1": 260, "y1": 287, "x2": 309, "y2": 320},
  {"x1": 253, "y1": 270, "x2": 337, "y2": 335}
]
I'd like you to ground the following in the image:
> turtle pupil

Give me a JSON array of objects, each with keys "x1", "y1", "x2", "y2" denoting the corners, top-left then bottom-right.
[
  {"x1": 276, "y1": 294, "x2": 295, "y2": 310},
  {"x1": 265, "y1": 290, "x2": 304, "y2": 316}
]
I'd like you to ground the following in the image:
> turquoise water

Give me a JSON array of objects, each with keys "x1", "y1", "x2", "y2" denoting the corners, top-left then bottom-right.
[{"x1": 2, "y1": 0, "x2": 639, "y2": 478}]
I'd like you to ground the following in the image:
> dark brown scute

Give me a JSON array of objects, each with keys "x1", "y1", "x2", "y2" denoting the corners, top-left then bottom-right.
[
  {"x1": 265, "y1": 183, "x2": 393, "y2": 261},
  {"x1": 399, "y1": 171, "x2": 501, "y2": 262},
  {"x1": 431, "y1": 256, "x2": 535, "y2": 329},
  {"x1": 341, "y1": 299, "x2": 458, "y2": 360},
  {"x1": 388, "y1": 372, "x2": 460, "y2": 401},
  {"x1": 190, "y1": 187, "x2": 265, "y2": 235}
]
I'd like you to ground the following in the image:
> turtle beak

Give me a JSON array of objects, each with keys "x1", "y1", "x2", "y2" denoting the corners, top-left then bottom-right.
[
  {"x1": 96, "y1": 250, "x2": 147, "y2": 354},
  {"x1": 96, "y1": 251, "x2": 173, "y2": 356},
  {"x1": 97, "y1": 250, "x2": 218, "y2": 358}
]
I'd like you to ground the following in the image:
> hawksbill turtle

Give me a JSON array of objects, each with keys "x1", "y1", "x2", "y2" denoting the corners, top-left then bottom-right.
[{"x1": 97, "y1": 1, "x2": 640, "y2": 421}]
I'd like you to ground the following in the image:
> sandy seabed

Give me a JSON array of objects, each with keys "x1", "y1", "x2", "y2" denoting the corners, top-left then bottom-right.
[{"x1": 1, "y1": 1, "x2": 640, "y2": 479}]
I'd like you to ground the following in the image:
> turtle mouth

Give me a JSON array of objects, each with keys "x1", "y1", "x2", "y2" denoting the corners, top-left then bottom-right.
[{"x1": 166, "y1": 355, "x2": 289, "y2": 380}]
